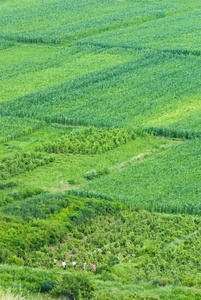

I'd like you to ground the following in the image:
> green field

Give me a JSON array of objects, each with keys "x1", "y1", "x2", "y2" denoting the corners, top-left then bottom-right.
[
  {"x1": 0, "y1": 0, "x2": 201, "y2": 298},
  {"x1": 1, "y1": 47, "x2": 201, "y2": 136},
  {"x1": 82, "y1": 139, "x2": 201, "y2": 214}
]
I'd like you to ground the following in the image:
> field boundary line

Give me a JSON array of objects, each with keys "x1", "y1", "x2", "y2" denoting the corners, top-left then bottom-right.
[{"x1": 80, "y1": 41, "x2": 201, "y2": 57}]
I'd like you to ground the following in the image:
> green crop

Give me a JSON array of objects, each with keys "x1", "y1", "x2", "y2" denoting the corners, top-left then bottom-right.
[
  {"x1": 0, "y1": 1, "x2": 186, "y2": 45},
  {"x1": 0, "y1": 116, "x2": 45, "y2": 143},
  {"x1": 82, "y1": 139, "x2": 201, "y2": 215},
  {"x1": 0, "y1": 0, "x2": 201, "y2": 298},
  {"x1": 1, "y1": 49, "x2": 200, "y2": 137}
]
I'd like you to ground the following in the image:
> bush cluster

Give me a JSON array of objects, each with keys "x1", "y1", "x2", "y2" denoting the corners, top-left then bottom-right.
[
  {"x1": 0, "y1": 152, "x2": 54, "y2": 180},
  {"x1": 84, "y1": 168, "x2": 109, "y2": 180},
  {"x1": 37, "y1": 126, "x2": 136, "y2": 155},
  {"x1": 0, "y1": 193, "x2": 121, "y2": 264}
]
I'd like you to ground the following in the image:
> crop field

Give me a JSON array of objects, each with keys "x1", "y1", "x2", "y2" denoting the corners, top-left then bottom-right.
[
  {"x1": 0, "y1": 125, "x2": 173, "y2": 195},
  {"x1": 0, "y1": 0, "x2": 188, "y2": 45},
  {"x1": 84, "y1": 10, "x2": 201, "y2": 52},
  {"x1": 1, "y1": 48, "x2": 200, "y2": 136},
  {"x1": 82, "y1": 139, "x2": 201, "y2": 215},
  {"x1": 1, "y1": 0, "x2": 201, "y2": 138},
  {"x1": 1, "y1": 0, "x2": 201, "y2": 298}
]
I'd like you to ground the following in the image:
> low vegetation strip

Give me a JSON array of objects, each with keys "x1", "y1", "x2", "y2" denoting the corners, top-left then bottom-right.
[{"x1": 143, "y1": 125, "x2": 201, "y2": 139}]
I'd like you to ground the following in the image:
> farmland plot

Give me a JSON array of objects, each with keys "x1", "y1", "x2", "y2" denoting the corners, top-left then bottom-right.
[
  {"x1": 83, "y1": 10, "x2": 201, "y2": 53},
  {"x1": 0, "y1": 45, "x2": 134, "y2": 102},
  {"x1": 0, "y1": 0, "x2": 201, "y2": 298},
  {"x1": 1, "y1": 50, "x2": 200, "y2": 136},
  {"x1": 81, "y1": 139, "x2": 201, "y2": 215},
  {"x1": 0, "y1": 0, "x2": 200, "y2": 137},
  {"x1": 0, "y1": 0, "x2": 186, "y2": 45},
  {"x1": 0, "y1": 124, "x2": 173, "y2": 191}
]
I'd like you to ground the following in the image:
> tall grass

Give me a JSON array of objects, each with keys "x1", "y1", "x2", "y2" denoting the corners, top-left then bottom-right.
[{"x1": 0, "y1": 288, "x2": 25, "y2": 300}]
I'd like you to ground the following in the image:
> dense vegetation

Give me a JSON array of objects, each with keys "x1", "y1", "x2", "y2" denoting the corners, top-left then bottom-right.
[
  {"x1": 1, "y1": 0, "x2": 201, "y2": 298},
  {"x1": 1, "y1": 193, "x2": 201, "y2": 299},
  {"x1": 0, "y1": 1, "x2": 189, "y2": 45},
  {"x1": 0, "y1": 194, "x2": 121, "y2": 263},
  {"x1": 0, "y1": 152, "x2": 54, "y2": 180},
  {"x1": 37, "y1": 126, "x2": 136, "y2": 155},
  {"x1": 1, "y1": 49, "x2": 200, "y2": 137}
]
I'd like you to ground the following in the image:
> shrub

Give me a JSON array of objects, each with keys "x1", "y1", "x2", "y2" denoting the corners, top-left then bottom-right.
[
  {"x1": 84, "y1": 170, "x2": 97, "y2": 180},
  {"x1": 68, "y1": 179, "x2": 76, "y2": 185},
  {"x1": 40, "y1": 280, "x2": 56, "y2": 292},
  {"x1": 52, "y1": 272, "x2": 95, "y2": 299},
  {"x1": 0, "y1": 182, "x2": 17, "y2": 190},
  {"x1": 96, "y1": 264, "x2": 112, "y2": 274},
  {"x1": 99, "y1": 271, "x2": 116, "y2": 282},
  {"x1": 73, "y1": 231, "x2": 83, "y2": 239},
  {"x1": 107, "y1": 256, "x2": 119, "y2": 267},
  {"x1": 7, "y1": 256, "x2": 24, "y2": 267}
]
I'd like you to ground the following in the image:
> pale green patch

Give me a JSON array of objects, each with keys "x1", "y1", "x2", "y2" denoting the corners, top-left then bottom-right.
[
  {"x1": 143, "y1": 95, "x2": 201, "y2": 127},
  {"x1": 0, "y1": 45, "x2": 135, "y2": 102}
]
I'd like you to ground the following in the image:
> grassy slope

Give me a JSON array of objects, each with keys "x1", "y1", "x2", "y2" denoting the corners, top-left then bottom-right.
[{"x1": 1, "y1": 204, "x2": 201, "y2": 298}]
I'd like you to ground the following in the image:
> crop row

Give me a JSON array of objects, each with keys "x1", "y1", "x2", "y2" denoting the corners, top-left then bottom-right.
[
  {"x1": 0, "y1": 1, "x2": 183, "y2": 45},
  {"x1": 84, "y1": 10, "x2": 201, "y2": 52}
]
